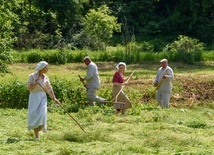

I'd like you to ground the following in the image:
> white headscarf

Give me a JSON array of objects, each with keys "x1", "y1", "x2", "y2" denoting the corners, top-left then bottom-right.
[
  {"x1": 35, "y1": 61, "x2": 48, "y2": 71},
  {"x1": 116, "y1": 62, "x2": 127, "y2": 70}
]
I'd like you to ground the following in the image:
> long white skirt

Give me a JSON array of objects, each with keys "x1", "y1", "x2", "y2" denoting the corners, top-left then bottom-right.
[{"x1": 27, "y1": 91, "x2": 47, "y2": 131}]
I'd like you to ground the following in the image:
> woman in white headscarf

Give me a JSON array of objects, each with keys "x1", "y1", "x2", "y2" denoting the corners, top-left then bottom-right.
[
  {"x1": 27, "y1": 61, "x2": 60, "y2": 140},
  {"x1": 112, "y1": 62, "x2": 132, "y2": 115}
]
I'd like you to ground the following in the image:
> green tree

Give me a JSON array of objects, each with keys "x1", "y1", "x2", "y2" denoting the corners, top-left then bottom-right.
[
  {"x1": 82, "y1": 5, "x2": 121, "y2": 50},
  {"x1": 0, "y1": 1, "x2": 18, "y2": 52},
  {"x1": 0, "y1": 0, "x2": 18, "y2": 75},
  {"x1": 155, "y1": 0, "x2": 214, "y2": 44},
  {"x1": 164, "y1": 35, "x2": 204, "y2": 64}
]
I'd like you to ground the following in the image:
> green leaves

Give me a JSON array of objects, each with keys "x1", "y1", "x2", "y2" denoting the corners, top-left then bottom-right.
[
  {"x1": 82, "y1": 5, "x2": 121, "y2": 50},
  {"x1": 0, "y1": 80, "x2": 28, "y2": 108},
  {"x1": 163, "y1": 35, "x2": 204, "y2": 64},
  {"x1": 0, "y1": 78, "x2": 88, "y2": 110}
]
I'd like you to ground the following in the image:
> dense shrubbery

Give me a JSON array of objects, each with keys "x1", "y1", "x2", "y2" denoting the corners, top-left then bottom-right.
[
  {"x1": 163, "y1": 35, "x2": 204, "y2": 64},
  {"x1": 3, "y1": 35, "x2": 212, "y2": 65},
  {"x1": 0, "y1": 77, "x2": 88, "y2": 111},
  {"x1": 11, "y1": 47, "x2": 214, "y2": 65},
  {"x1": 202, "y1": 50, "x2": 214, "y2": 61},
  {"x1": 0, "y1": 80, "x2": 28, "y2": 108},
  {"x1": 2, "y1": 0, "x2": 213, "y2": 51}
]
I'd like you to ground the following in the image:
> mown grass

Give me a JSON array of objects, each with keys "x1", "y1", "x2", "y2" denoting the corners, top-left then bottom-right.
[
  {"x1": 0, "y1": 62, "x2": 214, "y2": 154},
  {"x1": 1, "y1": 106, "x2": 214, "y2": 155}
]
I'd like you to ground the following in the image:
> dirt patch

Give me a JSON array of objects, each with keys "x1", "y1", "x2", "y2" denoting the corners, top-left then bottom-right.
[
  {"x1": 127, "y1": 74, "x2": 214, "y2": 107},
  {"x1": 170, "y1": 75, "x2": 214, "y2": 107}
]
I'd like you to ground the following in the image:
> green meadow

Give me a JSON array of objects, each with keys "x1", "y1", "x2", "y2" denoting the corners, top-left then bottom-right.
[{"x1": 0, "y1": 62, "x2": 214, "y2": 155}]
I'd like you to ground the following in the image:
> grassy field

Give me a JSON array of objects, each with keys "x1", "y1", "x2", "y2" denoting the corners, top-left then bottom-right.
[{"x1": 0, "y1": 62, "x2": 214, "y2": 155}]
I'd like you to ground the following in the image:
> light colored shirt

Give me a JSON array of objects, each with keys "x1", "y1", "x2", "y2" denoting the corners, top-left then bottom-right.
[
  {"x1": 84, "y1": 62, "x2": 100, "y2": 89},
  {"x1": 27, "y1": 72, "x2": 52, "y2": 92},
  {"x1": 154, "y1": 66, "x2": 174, "y2": 93}
]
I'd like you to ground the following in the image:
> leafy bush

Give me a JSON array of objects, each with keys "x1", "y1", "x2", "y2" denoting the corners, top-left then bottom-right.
[
  {"x1": 0, "y1": 51, "x2": 14, "y2": 64},
  {"x1": 202, "y1": 51, "x2": 214, "y2": 61},
  {"x1": 50, "y1": 77, "x2": 88, "y2": 109},
  {"x1": 82, "y1": 5, "x2": 121, "y2": 51},
  {"x1": 43, "y1": 50, "x2": 67, "y2": 64},
  {"x1": 0, "y1": 51, "x2": 13, "y2": 76},
  {"x1": 0, "y1": 77, "x2": 88, "y2": 111},
  {"x1": 140, "y1": 41, "x2": 154, "y2": 52},
  {"x1": 71, "y1": 51, "x2": 86, "y2": 62},
  {"x1": 8, "y1": 47, "x2": 214, "y2": 65},
  {"x1": 27, "y1": 52, "x2": 42, "y2": 63},
  {"x1": 0, "y1": 80, "x2": 29, "y2": 108},
  {"x1": 0, "y1": 61, "x2": 12, "y2": 76},
  {"x1": 163, "y1": 35, "x2": 204, "y2": 64},
  {"x1": 0, "y1": 1, "x2": 17, "y2": 52}
]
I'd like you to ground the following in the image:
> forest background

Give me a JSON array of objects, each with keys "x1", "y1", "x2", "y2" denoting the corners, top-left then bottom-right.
[{"x1": 1, "y1": 0, "x2": 214, "y2": 52}]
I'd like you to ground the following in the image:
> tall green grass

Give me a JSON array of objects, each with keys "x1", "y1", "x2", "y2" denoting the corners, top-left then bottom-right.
[{"x1": 11, "y1": 49, "x2": 214, "y2": 64}]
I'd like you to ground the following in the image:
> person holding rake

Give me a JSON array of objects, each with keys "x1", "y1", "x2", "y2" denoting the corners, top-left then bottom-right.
[
  {"x1": 112, "y1": 62, "x2": 132, "y2": 115},
  {"x1": 79, "y1": 56, "x2": 106, "y2": 106},
  {"x1": 27, "y1": 61, "x2": 60, "y2": 141},
  {"x1": 153, "y1": 59, "x2": 174, "y2": 108}
]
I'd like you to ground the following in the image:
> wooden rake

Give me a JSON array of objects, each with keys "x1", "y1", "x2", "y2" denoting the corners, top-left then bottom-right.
[
  {"x1": 78, "y1": 75, "x2": 125, "y2": 105},
  {"x1": 153, "y1": 69, "x2": 168, "y2": 94},
  {"x1": 111, "y1": 70, "x2": 135, "y2": 103},
  {"x1": 37, "y1": 83, "x2": 86, "y2": 133}
]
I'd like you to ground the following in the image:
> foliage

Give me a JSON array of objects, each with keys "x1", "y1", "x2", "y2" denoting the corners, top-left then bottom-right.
[
  {"x1": 163, "y1": 35, "x2": 204, "y2": 64},
  {"x1": 31, "y1": 0, "x2": 84, "y2": 34},
  {"x1": 0, "y1": 61, "x2": 12, "y2": 76},
  {"x1": 0, "y1": 1, "x2": 19, "y2": 75},
  {"x1": 0, "y1": 0, "x2": 214, "y2": 51},
  {"x1": 82, "y1": 5, "x2": 121, "y2": 50},
  {"x1": 0, "y1": 77, "x2": 88, "y2": 111},
  {"x1": 9, "y1": 47, "x2": 214, "y2": 64},
  {"x1": 50, "y1": 77, "x2": 88, "y2": 112},
  {"x1": 0, "y1": 1, "x2": 18, "y2": 51},
  {"x1": 0, "y1": 52, "x2": 13, "y2": 76},
  {"x1": 202, "y1": 50, "x2": 214, "y2": 61},
  {"x1": 13, "y1": 0, "x2": 85, "y2": 50},
  {"x1": 166, "y1": 35, "x2": 204, "y2": 53},
  {"x1": 0, "y1": 80, "x2": 29, "y2": 108}
]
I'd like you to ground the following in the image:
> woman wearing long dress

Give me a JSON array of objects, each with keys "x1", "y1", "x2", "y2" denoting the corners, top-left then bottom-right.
[
  {"x1": 112, "y1": 62, "x2": 132, "y2": 115},
  {"x1": 27, "y1": 61, "x2": 60, "y2": 140}
]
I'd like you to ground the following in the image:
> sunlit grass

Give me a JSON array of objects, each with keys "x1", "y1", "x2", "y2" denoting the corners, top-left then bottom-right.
[{"x1": 1, "y1": 106, "x2": 214, "y2": 154}]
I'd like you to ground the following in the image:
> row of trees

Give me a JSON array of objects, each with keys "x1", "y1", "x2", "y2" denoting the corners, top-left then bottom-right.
[{"x1": 0, "y1": 0, "x2": 213, "y2": 52}]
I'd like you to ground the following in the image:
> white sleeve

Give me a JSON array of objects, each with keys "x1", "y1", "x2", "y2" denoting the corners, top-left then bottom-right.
[
  {"x1": 166, "y1": 68, "x2": 174, "y2": 82},
  {"x1": 84, "y1": 65, "x2": 95, "y2": 81}
]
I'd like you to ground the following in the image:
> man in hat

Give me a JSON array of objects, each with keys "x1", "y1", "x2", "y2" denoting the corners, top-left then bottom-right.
[
  {"x1": 79, "y1": 56, "x2": 106, "y2": 106},
  {"x1": 153, "y1": 58, "x2": 174, "y2": 108}
]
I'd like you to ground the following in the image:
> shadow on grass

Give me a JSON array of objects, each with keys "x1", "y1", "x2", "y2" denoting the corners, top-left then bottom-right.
[
  {"x1": 4, "y1": 137, "x2": 44, "y2": 144},
  {"x1": 63, "y1": 130, "x2": 113, "y2": 143}
]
